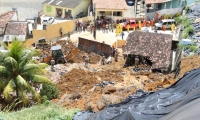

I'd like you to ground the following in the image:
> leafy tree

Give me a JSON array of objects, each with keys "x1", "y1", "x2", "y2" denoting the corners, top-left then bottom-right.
[{"x1": 0, "y1": 40, "x2": 52, "y2": 105}]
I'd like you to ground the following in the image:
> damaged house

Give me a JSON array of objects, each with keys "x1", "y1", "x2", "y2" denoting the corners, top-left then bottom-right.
[{"x1": 123, "y1": 31, "x2": 173, "y2": 72}]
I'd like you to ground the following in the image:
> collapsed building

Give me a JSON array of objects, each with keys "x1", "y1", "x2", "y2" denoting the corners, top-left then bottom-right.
[{"x1": 123, "y1": 31, "x2": 177, "y2": 73}]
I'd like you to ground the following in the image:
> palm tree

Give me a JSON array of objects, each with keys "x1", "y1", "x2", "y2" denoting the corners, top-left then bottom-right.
[{"x1": 0, "y1": 40, "x2": 52, "y2": 105}]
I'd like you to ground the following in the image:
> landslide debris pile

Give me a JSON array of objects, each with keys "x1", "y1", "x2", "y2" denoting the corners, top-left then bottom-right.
[
  {"x1": 179, "y1": 55, "x2": 200, "y2": 78},
  {"x1": 57, "y1": 68, "x2": 124, "y2": 95},
  {"x1": 53, "y1": 67, "x2": 127, "y2": 112},
  {"x1": 52, "y1": 40, "x2": 102, "y2": 64}
]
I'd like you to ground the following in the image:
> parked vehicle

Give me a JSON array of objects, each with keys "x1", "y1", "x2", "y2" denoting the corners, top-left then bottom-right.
[
  {"x1": 42, "y1": 17, "x2": 54, "y2": 25},
  {"x1": 155, "y1": 19, "x2": 175, "y2": 30},
  {"x1": 122, "y1": 19, "x2": 144, "y2": 30}
]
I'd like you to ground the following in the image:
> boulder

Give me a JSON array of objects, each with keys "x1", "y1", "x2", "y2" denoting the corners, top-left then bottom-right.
[
  {"x1": 69, "y1": 92, "x2": 81, "y2": 100},
  {"x1": 100, "y1": 94, "x2": 124, "y2": 105},
  {"x1": 97, "y1": 100, "x2": 106, "y2": 110},
  {"x1": 102, "y1": 86, "x2": 116, "y2": 94}
]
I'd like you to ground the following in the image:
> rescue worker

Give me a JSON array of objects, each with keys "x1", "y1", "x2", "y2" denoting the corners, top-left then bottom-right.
[
  {"x1": 138, "y1": 20, "x2": 141, "y2": 30},
  {"x1": 50, "y1": 58, "x2": 55, "y2": 72},
  {"x1": 127, "y1": 23, "x2": 130, "y2": 33},
  {"x1": 101, "y1": 56, "x2": 105, "y2": 65},
  {"x1": 84, "y1": 55, "x2": 89, "y2": 68},
  {"x1": 106, "y1": 23, "x2": 109, "y2": 33},
  {"x1": 171, "y1": 23, "x2": 175, "y2": 33},
  {"x1": 114, "y1": 49, "x2": 118, "y2": 62},
  {"x1": 67, "y1": 31, "x2": 71, "y2": 41},
  {"x1": 134, "y1": 55, "x2": 139, "y2": 68},
  {"x1": 59, "y1": 28, "x2": 63, "y2": 37}
]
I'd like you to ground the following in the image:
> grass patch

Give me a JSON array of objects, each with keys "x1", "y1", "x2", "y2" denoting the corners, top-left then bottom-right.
[{"x1": 0, "y1": 102, "x2": 79, "y2": 120}]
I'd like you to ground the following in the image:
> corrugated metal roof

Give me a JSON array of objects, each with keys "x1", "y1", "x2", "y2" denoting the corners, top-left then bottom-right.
[{"x1": 43, "y1": 0, "x2": 82, "y2": 8}]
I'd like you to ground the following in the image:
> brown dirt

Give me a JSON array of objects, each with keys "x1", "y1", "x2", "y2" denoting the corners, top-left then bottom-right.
[
  {"x1": 49, "y1": 40, "x2": 200, "y2": 112},
  {"x1": 178, "y1": 55, "x2": 200, "y2": 79},
  {"x1": 45, "y1": 40, "x2": 102, "y2": 64}
]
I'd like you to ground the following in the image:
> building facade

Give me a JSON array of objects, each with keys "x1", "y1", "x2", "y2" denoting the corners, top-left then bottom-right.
[
  {"x1": 43, "y1": 0, "x2": 91, "y2": 19},
  {"x1": 145, "y1": 0, "x2": 197, "y2": 19}
]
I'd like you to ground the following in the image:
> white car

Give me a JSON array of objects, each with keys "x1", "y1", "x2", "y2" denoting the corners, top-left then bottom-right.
[
  {"x1": 42, "y1": 17, "x2": 54, "y2": 25},
  {"x1": 155, "y1": 19, "x2": 175, "y2": 29}
]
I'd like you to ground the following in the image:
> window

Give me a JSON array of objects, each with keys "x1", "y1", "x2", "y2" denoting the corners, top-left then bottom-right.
[
  {"x1": 113, "y1": 11, "x2": 122, "y2": 16},
  {"x1": 178, "y1": 0, "x2": 181, "y2": 6},
  {"x1": 170, "y1": 1, "x2": 172, "y2": 8},
  {"x1": 157, "y1": 3, "x2": 162, "y2": 10},
  {"x1": 167, "y1": 22, "x2": 172, "y2": 25},
  {"x1": 163, "y1": 22, "x2": 167, "y2": 25}
]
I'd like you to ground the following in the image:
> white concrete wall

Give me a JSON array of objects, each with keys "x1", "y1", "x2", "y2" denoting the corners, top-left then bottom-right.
[
  {"x1": 11, "y1": 12, "x2": 18, "y2": 21},
  {"x1": 123, "y1": 6, "x2": 135, "y2": 18},
  {"x1": 3, "y1": 35, "x2": 26, "y2": 42}
]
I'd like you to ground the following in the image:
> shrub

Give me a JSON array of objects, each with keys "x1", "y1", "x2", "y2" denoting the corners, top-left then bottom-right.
[
  {"x1": 182, "y1": 17, "x2": 190, "y2": 27},
  {"x1": 40, "y1": 83, "x2": 60, "y2": 100},
  {"x1": 182, "y1": 31, "x2": 189, "y2": 38},
  {"x1": 188, "y1": 25, "x2": 194, "y2": 33},
  {"x1": 185, "y1": 6, "x2": 190, "y2": 13},
  {"x1": 174, "y1": 16, "x2": 181, "y2": 25},
  {"x1": 189, "y1": 45, "x2": 197, "y2": 52}
]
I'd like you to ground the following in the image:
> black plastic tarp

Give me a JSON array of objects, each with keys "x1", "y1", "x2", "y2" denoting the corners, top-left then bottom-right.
[{"x1": 73, "y1": 68, "x2": 200, "y2": 120}]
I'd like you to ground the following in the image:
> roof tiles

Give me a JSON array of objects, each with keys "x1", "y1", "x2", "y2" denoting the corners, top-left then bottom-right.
[
  {"x1": 93, "y1": 0, "x2": 128, "y2": 10},
  {"x1": 123, "y1": 31, "x2": 173, "y2": 69},
  {"x1": 0, "y1": 11, "x2": 16, "y2": 28},
  {"x1": 5, "y1": 22, "x2": 28, "y2": 35}
]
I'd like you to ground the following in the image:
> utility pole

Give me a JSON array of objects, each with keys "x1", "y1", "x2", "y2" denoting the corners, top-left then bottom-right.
[{"x1": 93, "y1": 3, "x2": 96, "y2": 40}]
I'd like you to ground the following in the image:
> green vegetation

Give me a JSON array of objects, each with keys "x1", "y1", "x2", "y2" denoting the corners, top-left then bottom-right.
[
  {"x1": 40, "y1": 83, "x2": 60, "y2": 102},
  {"x1": 175, "y1": 16, "x2": 194, "y2": 38},
  {"x1": 174, "y1": 16, "x2": 183, "y2": 25},
  {"x1": 0, "y1": 40, "x2": 52, "y2": 106},
  {"x1": 182, "y1": 25, "x2": 194, "y2": 38},
  {"x1": 0, "y1": 102, "x2": 79, "y2": 120},
  {"x1": 185, "y1": 6, "x2": 190, "y2": 13},
  {"x1": 182, "y1": 17, "x2": 191, "y2": 27},
  {"x1": 178, "y1": 42, "x2": 197, "y2": 52}
]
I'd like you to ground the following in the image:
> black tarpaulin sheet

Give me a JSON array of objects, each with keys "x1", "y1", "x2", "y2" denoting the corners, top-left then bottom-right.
[{"x1": 73, "y1": 68, "x2": 200, "y2": 120}]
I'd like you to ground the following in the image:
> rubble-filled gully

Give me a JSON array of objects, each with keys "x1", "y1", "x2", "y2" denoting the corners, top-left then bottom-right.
[{"x1": 44, "y1": 40, "x2": 200, "y2": 112}]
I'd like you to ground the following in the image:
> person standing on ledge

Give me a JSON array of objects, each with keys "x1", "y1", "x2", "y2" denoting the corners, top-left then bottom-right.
[
  {"x1": 60, "y1": 28, "x2": 63, "y2": 37},
  {"x1": 50, "y1": 58, "x2": 55, "y2": 72}
]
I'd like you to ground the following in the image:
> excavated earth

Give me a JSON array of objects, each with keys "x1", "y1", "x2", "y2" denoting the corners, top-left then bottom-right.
[{"x1": 47, "y1": 40, "x2": 200, "y2": 112}]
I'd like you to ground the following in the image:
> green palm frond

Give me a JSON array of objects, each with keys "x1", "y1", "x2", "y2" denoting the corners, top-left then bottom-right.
[
  {"x1": 2, "y1": 42, "x2": 8, "y2": 50},
  {"x1": 20, "y1": 64, "x2": 42, "y2": 75},
  {"x1": 4, "y1": 57, "x2": 18, "y2": 71},
  {"x1": 18, "y1": 86, "x2": 29, "y2": 105},
  {"x1": 32, "y1": 75, "x2": 52, "y2": 84},
  {"x1": 19, "y1": 50, "x2": 35, "y2": 68},
  {"x1": 0, "y1": 79, "x2": 9, "y2": 92},
  {"x1": 3, "y1": 79, "x2": 15, "y2": 101},
  {"x1": 38, "y1": 63, "x2": 49, "y2": 69},
  {"x1": 16, "y1": 75, "x2": 38, "y2": 104},
  {"x1": 0, "y1": 66, "x2": 7, "y2": 75},
  {"x1": 25, "y1": 82, "x2": 41, "y2": 103},
  {"x1": 9, "y1": 40, "x2": 24, "y2": 62}
]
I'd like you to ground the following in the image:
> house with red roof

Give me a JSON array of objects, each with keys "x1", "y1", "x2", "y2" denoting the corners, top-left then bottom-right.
[
  {"x1": 3, "y1": 21, "x2": 29, "y2": 42},
  {"x1": 0, "y1": 11, "x2": 18, "y2": 36}
]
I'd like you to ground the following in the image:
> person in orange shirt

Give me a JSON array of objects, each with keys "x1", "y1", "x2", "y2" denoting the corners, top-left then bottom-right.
[
  {"x1": 151, "y1": 18, "x2": 155, "y2": 27},
  {"x1": 156, "y1": 12, "x2": 159, "y2": 22},
  {"x1": 143, "y1": 19, "x2": 147, "y2": 27}
]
